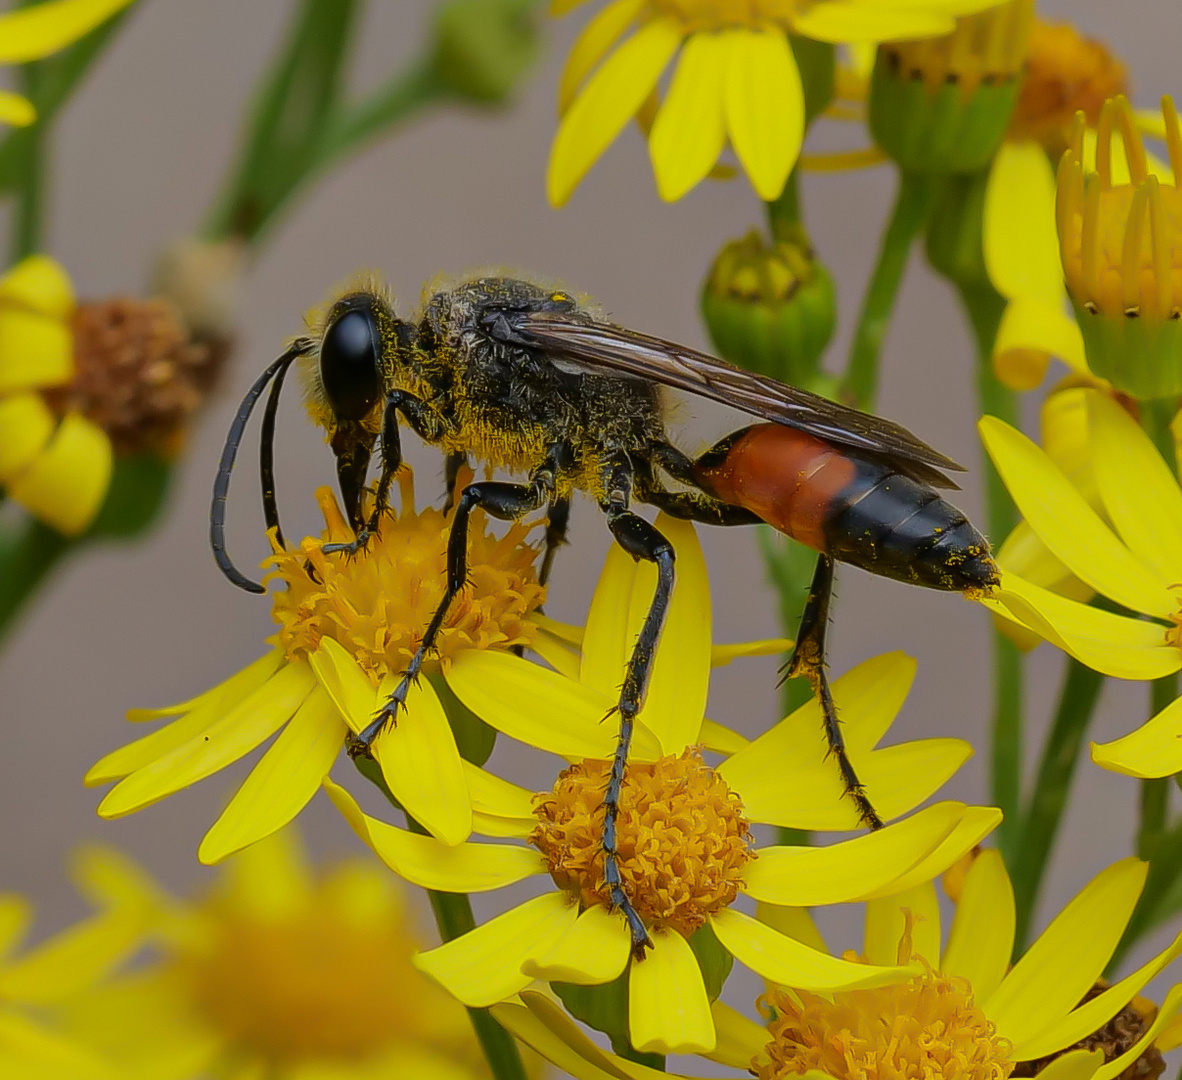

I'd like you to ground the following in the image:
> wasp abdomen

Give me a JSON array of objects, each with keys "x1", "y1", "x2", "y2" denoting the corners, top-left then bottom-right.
[{"x1": 694, "y1": 424, "x2": 997, "y2": 594}]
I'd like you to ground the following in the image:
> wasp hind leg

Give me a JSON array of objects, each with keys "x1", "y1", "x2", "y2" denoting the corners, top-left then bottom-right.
[
  {"x1": 538, "y1": 494, "x2": 571, "y2": 588},
  {"x1": 782, "y1": 554, "x2": 884, "y2": 830},
  {"x1": 350, "y1": 453, "x2": 561, "y2": 751}
]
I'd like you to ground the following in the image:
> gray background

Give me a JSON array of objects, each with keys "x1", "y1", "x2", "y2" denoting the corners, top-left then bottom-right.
[{"x1": 1, "y1": 0, "x2": 1179, "y2": 1055}]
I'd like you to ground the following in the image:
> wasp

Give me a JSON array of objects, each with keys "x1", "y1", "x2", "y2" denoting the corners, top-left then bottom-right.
[{"x1": 211, "y1": 275, "x2": 998, "y2": 958}]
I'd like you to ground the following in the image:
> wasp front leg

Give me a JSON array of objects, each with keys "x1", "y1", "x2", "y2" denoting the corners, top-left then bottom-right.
[
  {"x1": 351, "y1": 446, "x2": 567, "y2": 751},
  {"x1": 782, "y1": 554, "x2": 883, "y2": 830}
]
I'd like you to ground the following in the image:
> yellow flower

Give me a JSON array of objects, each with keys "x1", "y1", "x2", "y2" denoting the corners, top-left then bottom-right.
[
  {"x1": 0, "y1": 872, "x2": 145, "y2": 1080},
  {"x1": 56, "y1": 829, "x2": 516, "y2": 1080},
  {"x1": 978, "y1": 390, "x2": 1182, "y2": 779},
  {"x1": 548, "y1": 0, "x2": 1008, "y2": 205},
  {"x1": 0, "y1": 0, "x2": 134, "y2": 127},
  {"x1": 493, "y1": 852, "x2": 1182, "y2": 1080},
  {"x1": 327, "y1": 514, "x2": 999, "y2": 1055},
  {"x1": 85, "y1": 474, "x2": 546, "y2": 863}
]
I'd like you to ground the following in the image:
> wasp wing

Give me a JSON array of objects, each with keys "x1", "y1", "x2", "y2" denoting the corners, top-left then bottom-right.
[{"x1": 486, "y1": 309, "x2": 963, "y2": 489}]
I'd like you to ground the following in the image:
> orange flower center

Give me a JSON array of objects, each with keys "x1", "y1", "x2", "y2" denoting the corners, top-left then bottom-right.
[
  {"x1": 268, "y1": 473, "x2": 545, "y2": 682},
  {"x1": 530, "y1": 749, "x2": 753, "y2": 936},
  {"x1": 1008, "y1": 19, "x2": 1128, "y2": 154},
  {"x1": 756, "y1": 962, "x2": 1014, "y2": 1080}
]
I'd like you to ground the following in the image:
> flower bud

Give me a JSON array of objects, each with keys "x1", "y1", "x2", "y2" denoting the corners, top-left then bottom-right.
[{"x1": 431, "y1": 0, "x2": 539, "y2": 107}]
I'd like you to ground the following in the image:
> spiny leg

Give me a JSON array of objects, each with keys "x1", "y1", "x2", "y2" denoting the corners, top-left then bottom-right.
[
  {"x1": 538, "y1": 494, "x2": 571, "y2": 588},
  {"x1": 443, "y1": 450, "x2": 467, "y2": 513},
  {"x1": 351, "y1": 452, "x2": 562, "y2": 750},
  {"x1": 781, "y1": 554, "x2": 883, "y2": 830}
]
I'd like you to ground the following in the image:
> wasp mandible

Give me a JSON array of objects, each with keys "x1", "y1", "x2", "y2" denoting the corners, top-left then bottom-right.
[{"x1": 211, "y1": 276, "x2": 999, "y2": 959}]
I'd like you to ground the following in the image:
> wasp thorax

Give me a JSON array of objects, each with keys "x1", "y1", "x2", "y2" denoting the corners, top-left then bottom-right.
[
  {"x1": 531, "y1": 750, "x2": 753, "y2": 936},
  {"x1": 319, "y1": 294, "x2": 385, "y2": 423}
]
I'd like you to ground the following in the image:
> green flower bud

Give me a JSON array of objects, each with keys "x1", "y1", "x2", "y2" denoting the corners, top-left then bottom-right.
[
  {"x1": 924, "y1": 171, "x2": 990, "y2": 290},
  {"x1": 432, "y1": 0, "x2": 539, "y2": 107},
  {"x1": 869, "y1": 0, "x2": 1032, "y2": 176},
  {"x1": 701, "y1": 228, "x2": 836, "y2": 387}
]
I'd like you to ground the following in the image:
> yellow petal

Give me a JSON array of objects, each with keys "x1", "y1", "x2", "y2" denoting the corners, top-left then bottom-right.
[
  {"x1": 524, "y1": 904, "x2": 631, "y2": 985},
  {"x1": 709, "y1": 1000, "x2": 770, "y2": 1070},
  {"x1": 791, "y1": 4, "x2": 954, "y2": 42},
  {"x1": 998, "y1": 521, "x2": 1091, "y2": 602},
  {"x1": 324, "y1": 777, "x2": 543, "y2": 891},
  {"x1": 629, "y1": 928, "x2": 715, "y2": 1054},
  {"x1": 980, "y1": 575, "x2": 1179, "y2": 680},
  {"x1": 711, "y1": 638, "x2": 792, "y2": 666},
  {"x1": 0, "y1": 392, "x2": 53, "y2": 481},
  {"x1": 97, "y1": 662, "x2": 314, "y2": 818},
  {"x1": 374, "y1": 674, "x2": 472, "y2": 846},
  {"x1": 649, "y1": 32, "x2": 728, "y2": 201},
  {"x1": 862, "y1": 805, "x2": 1002, "y2": 898},
  {"x1": 307, "y1": 637, "x2": 375, "y2": 734},
  {"x1": 756, "y1": 902, "x2": 828, "y2": 955},
  {"x1": 0, "y1": 0, "x2": 132, "y2": 63},
  {"x1": 548, "y1": 17, "x2": 682, "y2": 206},
  {"x1": 0, "y1": 311, "x2": 73, "y2": 394},
  {"x1": 979, "y1": 417, "x2": 1172, "y2": 618},
  {"x1": 1087, "y1": 390, "x2": 1182, "y2": 582},
  {"x1": 1092, "y1": 690, "x2": 1182, "y2": 777},
  {"x1": 87, "y1": 651, "x2": 285, "y2": 783},
  {"x1": 1095, "y1": 986, "x2": 1182, "y2": 1080},
  {"x1": 865, "y1": 883, "x2": 942, "y2": 968},
  {"x1": 0, "y1": 896, "x2": 31, "y2": 959},
  {"x1": 529, "y1": 629, "x2": 581, "y2": 680},
  {"x1": 985, "y1": 859, "x2": 1147, "y2": 1047},
  {"x1": 940, "y1": 849, "x2": 1014, "y2": 1003},
  {"x1": 413, "y1": 893, "x2": 577, "y2": 1007},
  {"x1": 464, "y1": 760, "x2": 535, "y2": 820},
  {"x1": 216, "y1": 827, "x2": 313, "y2": 920},
  {"x1": 557, "y1": 0, "x2": 644, "y2": 114},
  {"x1": 1013, "y1": 928, "x2": 1182, "y2": 1060},
  {"x1": 197, "y1": 687, "x2": 345, "y2": 864},
  {"x1": 699, "y1": 717, "x2": 749, "y2": 754},
  {"x1": 0, "y1": 91, "x2": 35, "y2": 126},
  {"x1": 1033, "y1": 1051, "x2": 1106, "y2": 1080},
  {"x1": 0, "y1": 254, "x2": 73, "y2": 318},
  {"x1": 534, "y1": 613, "x2": 583, "y2": 647},
  {"x1": 985, "y1": 141, "x2": 1063, "y2": 305},
  {"x1": 580, "y1": 536, "x2": 637, "y2": 696},
  {"x1": 446, "y1": 650, "x2": 661, "y2": 762},
  {"x1": 742, "y1": 802, "x2": 962, "y2": 906},
  {"x1": 8, "y1": 413, "x2": 111, "y2": 535},
  {"x1": 710, "y1": 907, "x2": 912, "y2": 991},
  {"x1": 993, "y1": 298, "x2": 1088, "y2": 389},
  {"x1": 724, "y1": 28, "x2": 803, "y2": 201}
]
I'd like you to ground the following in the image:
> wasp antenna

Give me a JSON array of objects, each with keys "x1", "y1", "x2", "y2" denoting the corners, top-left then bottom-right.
[
  {"x1": 210, "y1": 344, "x2": 306, "y2": 592},
  {"x1": 259, "y1": 354, "x2": 292, "y2": 550}
]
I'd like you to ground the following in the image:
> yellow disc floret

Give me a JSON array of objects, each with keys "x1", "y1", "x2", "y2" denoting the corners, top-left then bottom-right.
[
  {"x1": 756, "y1": 962, "x2": 1014, "y2": 1080},
  {"x1": 531, "y1": 748, "x2": 753, "y2": 936},
  {"x1": 268, "y1": 472, "x2": 545, "y2": 682}
]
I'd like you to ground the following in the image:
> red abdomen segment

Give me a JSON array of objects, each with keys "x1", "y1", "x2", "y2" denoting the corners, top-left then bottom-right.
[
  {"x1": 693, "y1": 425, "x2": 855, "y2": 553},
  {"x1": 693, "y1": 424, "x2": 998, "y2": 594}
]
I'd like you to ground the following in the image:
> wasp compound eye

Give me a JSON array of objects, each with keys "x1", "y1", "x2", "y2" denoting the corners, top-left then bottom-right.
[{"x1": 320, "y1": 307, "x2": 381, "y2": 422}]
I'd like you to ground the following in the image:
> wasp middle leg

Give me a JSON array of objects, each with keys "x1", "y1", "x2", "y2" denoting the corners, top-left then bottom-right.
[
  {"x1": 351, "y1": 447, "x2": 566, "y2": 749},
  {"x1": 782, "y1": 553, "x2": 883, "y2": 830}
]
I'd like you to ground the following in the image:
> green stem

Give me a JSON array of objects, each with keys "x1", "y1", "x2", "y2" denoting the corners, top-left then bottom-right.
[
  {"x1": 351, "y1": 757, "x2": 527, "y2": 1080},
  {"x1": 1010, "y1": 658, "x2": 1104, "y2": 951},
  {"x1": 1111, "y1": 813, "x2": 1182, "y2": 971},
  {"x1": 0, "y1": 519, "x2": 71, "y2": 644},
  {"x1": 960, "y1": 284, "x2": 1026, "y2": 863},
  {"x1": 840, "y1": 171, "x2": 935, "y2": 409},
  {"x1": 1138, "y1": 677, "x2": 1176, "y2": 861},
  {"x1": 764, "y1": 170, "x2": 801, "y2": 243},
  {"x1": 9, "y1": 61, "x2": 46, "y2": 262}
]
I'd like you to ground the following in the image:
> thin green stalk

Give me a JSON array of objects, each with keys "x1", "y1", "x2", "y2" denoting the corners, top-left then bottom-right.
[
  {"x1": 10, "y1": 61, "x2": 46, "y2": 263},
  {"x1": 0, "y1": 519, "x2": 71, "y2": 642},
  {"x1": 959, "y1": 284, "x2": 1025, "y2": 862},
  {"x1": 1111, "y1": 813, "x2": 1182, "y2": 971},
  {"x1": 1138, "y1": 676, "x2": 1176, "y2": 861},
  {"x1": 351, "y1": 757, "x2": 527, "y2": 1080},
  {"x1": 1010, "y1": 658, "x2": 1104, "y2": 951},
  {"x1": 840, "y1": 171, "x2": 935, "y2": 409}
]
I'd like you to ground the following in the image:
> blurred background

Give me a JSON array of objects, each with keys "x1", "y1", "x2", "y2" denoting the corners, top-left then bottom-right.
[{"x1": 0, "y1": 0, "x2": 1178, "y2": 1036}]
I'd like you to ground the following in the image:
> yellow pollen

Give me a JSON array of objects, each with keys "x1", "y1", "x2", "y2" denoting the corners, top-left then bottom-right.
[
  {"x1": 268, "y1": 471, "x2": 545, "y2": 682},
  {"x1": 530, "y1": 749, "x2": 753, "y2": 936},
  {"x1": 178, "y1": 870, "x2": 463, "y2": 1063},
  {"x1": 647, "y1": 0, "x2": 809, "y2": 32},
  {"x1": 1008, "y1": 19, "x2": 1128, "y2": 154},
  {"x1": 1057, "y1": 97, "x2": 1182, "y2": 321},
  {"x1": 756, "y1": 962, "x2": 1014, "y2": 1080},
  {"x1": 879, "y1": 0, "x2": 1033, "y2": 100}
]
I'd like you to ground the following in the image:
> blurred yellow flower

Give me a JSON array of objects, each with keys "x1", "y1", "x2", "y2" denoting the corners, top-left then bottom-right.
[
  {"x1": 58, "y1": 830, "x2": 518, "y2": 1080},
  {"x1": 548, "y1": 0, "x2": 1008, "y2": 205},
  {"x1": 86, "y1": 476, "x2": 545, "y2": 864},
  {"x1": 328, "y1": 515, "x2": 998, "y2": 1056},
  {"x1": 978, "y1": 391, "x2": 1182, "y2": 778},
  {"x1": 0, "y1": 0, "x2": 134, "y2": 127},
  {"x1": 495, "y1": 853, "x2": 1182, "y2": 1080}
]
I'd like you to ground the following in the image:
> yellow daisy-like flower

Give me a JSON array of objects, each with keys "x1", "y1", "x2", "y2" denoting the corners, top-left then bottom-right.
[
  {"x1": 56, "y1": 829, "x2": 519, "y2": 1080},
  {"x1": 0, "y1": 0, "x2": 134, "y2": 127},
  {"x1": 978, "y1": 389, "x2": 1182, "y2": 778},
  {"x1": 0, "y1": 873, "x2": 145, "y2": 1080},
  {"x1": 493, "y1": 852, "x2": 1182, "y2": 1080},
  {"x1": 85, "y1": 474, "x2": 545, "y2": 863},
  {"x1": 548, "y1": 0, "x2": 1008, "y2": 205},
  {"x1": 327, "y1": 514, "x2": 999, "y2": 1055}
]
